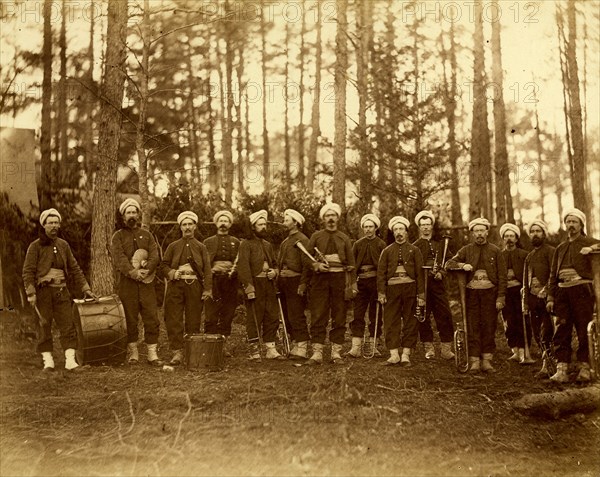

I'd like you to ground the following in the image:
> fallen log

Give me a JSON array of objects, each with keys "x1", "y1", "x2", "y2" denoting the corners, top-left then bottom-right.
[{"x1": 513, "y1": 385, "x2": 600, "y2": 419}]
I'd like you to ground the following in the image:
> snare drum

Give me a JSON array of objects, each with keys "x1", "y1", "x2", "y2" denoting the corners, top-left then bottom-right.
[
  {"x1": 72, "y1": 295, "x2": 127, "y2": 365},
  {"x1": 184, "y1": 334, "x2": 225, "y2": 371}
]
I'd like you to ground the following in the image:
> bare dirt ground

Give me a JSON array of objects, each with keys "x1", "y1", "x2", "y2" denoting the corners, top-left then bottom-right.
[{"x1": 1, "y1": 306, "x2": 599, "y2": 477}]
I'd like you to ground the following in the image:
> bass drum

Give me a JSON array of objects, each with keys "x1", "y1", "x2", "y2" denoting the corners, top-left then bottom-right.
[
  {"x1": 184, "y1": 334, "x2": 224, "y2": 371},
  {"x1": 73, "y1": 294, "x2": 127, "y2": 365}
]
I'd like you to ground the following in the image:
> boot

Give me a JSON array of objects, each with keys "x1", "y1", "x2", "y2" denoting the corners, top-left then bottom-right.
[
  {"x1": 440, "y1": 342, "x2": 455, "y2": 360},
  {"x1": 345, "y1": 337, "x2": 362, "y2": 358},
  {"x1": 400, "y1": 348, "x2": 412, "y2": 367},
  {"x1": 424, "y1": 342, "x2": 435, "y2": 360},
  {"x1": 169, "y1": 349, "x2": 183, "y2": 366},
  {"x1": 41, "y1": 352, "x2": 55, "y2": 372},
  {"x1": 550, "y1": 362, "x2": 569, "y2": 383},
  {"x1": 576, "y1": 362, "x2": 591, "y2": 382},
  {"x1": 147, "y1": 343, "x2": 163, "y2": 366},
  {"x1": 331, "y1": 343, "x2": 344, "y2": 364},
  {"x1": 265, "y1": 342, "x2": 285, "y2": 360},
  {"x1": 481, "y1": 353, "x2": 496, "y2": 373},
  {"x1": 468, "y1": 356, "x2": 480, "y2": 373},
  {"x1": 306, "y1": 343, "x2": 323, "y2": 365},
  {"x1": 382, "y1": 348, "x2": 400, "y2": 366},
  {"x1": 127, "y1": 342, "x2": 139, "y2": 364},
  {"x1": 535, "y1": 357, "x2": 549, "y2": 379},
  {"x1": 290, "y1": 341, "x2": 308, "y2": 360},
  {"x1": 507, "y1": 347, "x2": 519, "y2": 362},
  {"x1": 247, "y1": 343, "x2": 261, "y2": 361},
  {"x1": 65, "y1": 348, "x2": 82, "y2": 371}
]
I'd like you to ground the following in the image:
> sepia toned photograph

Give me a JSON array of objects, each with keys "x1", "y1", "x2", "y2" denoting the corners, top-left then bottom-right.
[{"x1": 1, "y1": 1, "x2": 599, "y2": 476}]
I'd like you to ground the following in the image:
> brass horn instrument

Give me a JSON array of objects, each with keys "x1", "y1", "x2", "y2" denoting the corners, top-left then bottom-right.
[
  {"x1": 448, "y1": 266, "x2": 469, "y2": 373},
  {"x1": 587, "y1": 250, "x2": 600, "y2": 380},
  {"x1": 520, "y1": 290, "x2": 535, "y2": 365},
  {"x1": 362, "y1": 301, "x2": 381, "y2": 359}
]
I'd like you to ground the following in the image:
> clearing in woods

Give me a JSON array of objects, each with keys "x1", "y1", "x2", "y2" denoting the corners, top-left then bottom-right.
[{"x1": 0, "y1": 307, "x2": 599, "y2": 477}]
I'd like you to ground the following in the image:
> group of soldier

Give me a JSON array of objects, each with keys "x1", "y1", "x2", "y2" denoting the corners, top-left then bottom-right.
[{"x1": 22, "y1": 199, "x2": 599, "y2": 383}]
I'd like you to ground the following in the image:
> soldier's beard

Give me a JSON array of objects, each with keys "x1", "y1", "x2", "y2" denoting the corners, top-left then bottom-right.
[
  {"x1": 255, "y1": 229, "x2": 268, "y2": 239},
  {"x1": 531, "y1": 236, "x2": 544, "y2": 247},
  {"x1": 127, "y1": 218, "x2": 138, "y2": 228}
]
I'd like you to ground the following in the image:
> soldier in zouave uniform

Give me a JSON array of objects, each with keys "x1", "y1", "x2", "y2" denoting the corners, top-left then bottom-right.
[
  {"x1": 237, "y1": 210, "x2": 283, "y2": 361},
  {"x1": 446, "y1": 217, "x2": 507, "y2": 373},
  {"x1": 377, "y1": 216, "x2": 425, "y2": 367},
  {"x1": 22, "y1": 208, "x2": 97, "y2": 371},
  {"x1": 413, "y1": 210, "x2": 455, "y2": 361},
  {"x1": 276, "y1": 209, "x2": 310, "y2": 360},
  {"x1": 159, "y1": 211, "x2": 212, "y2": 365},
  {"x1": 547, "y1": 208, "x2": 600, "y2": 383},
  {"x1": 346, "y1": 213, "x2": 386, "y2": 358},
  {"x1": 522, "y1": 220, "x2": 556, "y2": 378},
  {"x1": 498, "y1": 223, "x2": 530, "y2": 364},
  {"x1": 111, "y1": 198, "x2": 162, "y2": 366},
  {"x1": 304, "y1": 203, "x2": 357, "y2": 365},
  {"x1": 204, "y1": 210, "x2": 240, "y2": 356}
]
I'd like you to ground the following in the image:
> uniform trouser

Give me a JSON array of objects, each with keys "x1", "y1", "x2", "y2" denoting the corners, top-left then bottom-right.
[
  {"x1": 309, "y1": 272, "x2": 348, "y2": 345},
  {"x1": 553, "y1": 284, "x2": 594, "y2": 363},
  {"x1": 278, "y1": 276, "x2": 309, "y2": 342},
  {"x1": 527, "y1": 293, "x2": 553, "y2": 349},
  {"x1": 164, "y1": 279, "x2": 204, "y2": 350},
  {"x1": 503, "y1": 286, "x2": 531, "y2": 348},
  {"x1": 383, "y1": 283, "x2": 418, "y2": 350},
  {"x1": 36, "y1": 285, "x2": 77, "y2": 353},
  {"x1": 465, "y1": 287, "x2": 497, "y2": 357},
  {"x1": 118, "y1": 277, "x2": 160, "y2": 344},
  {"x1": 350, "y1": 277, "x2": 382, "y2": 338},
  {"x1": 245, "y1": 278, "x2": 280, "y2": 343},
  {"x1": 417, "y1": 277, "x2": 454, "y2": 343},
  {"x1": 205, "y1": 274, "x2": 239, "y2": 336}
]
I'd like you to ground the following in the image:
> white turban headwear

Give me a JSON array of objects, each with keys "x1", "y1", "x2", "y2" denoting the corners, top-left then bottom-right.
[
  {"x1": 213, "y1": 210, "x2": 233, "y2": 224},
  {"x1": 360, "y1": 213, "x2": 380, "y2": 229},
  {"x1": 388, "y1": 216, "x2": 410, "y2": 231},
  {"x1": 40, "y1": 208, "x2": 61, "y2": 226},
  {"x1": 414, "y1": 210, "x2": 435, "y2": 226},
  {"x1": 284, "y1": 209, "x2": 305, "y2": 226},
  {"x1": 468, "y1": 217, "x2": 491, "y2": 231},
  {"x1": 177, "y1": 211, "x2": 198, "y2": 225},
  {"x1": 319, "y1": 203, "x2": 342, "y2": 220},
  {"x1": 119, "y1": 198, "x2": 141, "y2": 215},
  {"x1": 563, "y1": 208, "x2": 586, "y2": 232},
  {"x1": 499, "y1": 223, "x2": 521, "y2": 238},
  {"x1": 529, "y1": 220, "x2": 549, "y2": 237},
  {"x1": 249, "y1": 209, "x2": 268, "y2": 226}
]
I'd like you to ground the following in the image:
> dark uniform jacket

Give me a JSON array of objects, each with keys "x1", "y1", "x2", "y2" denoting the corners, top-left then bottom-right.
[
  {"x1": 22, "y1": 235, "x2": 90, "y2": 297},
  {"x1": 353, "y1": 236, "x2": 386, "y2": 272},
  {"x1": 238, "y1": 237, "x2": 276, "y2": 295},
  {"x1": 159, "y1": 238, "x2": 213, "y2": 291},
  {"x1": 203, "y1": 234, "x2": 240, "y2": 265},
  {"x1": 446, "y1": 242, "x2": 507, "y2": 301},
  {"x1": 278, "y1": 230, "x2": 309, "y2": 273},
  {"x1": 548, "y1": 235, "x2": 600, "y2": 302},
  {"x1": 111, "y1": 227, "x2": 159, "y2": 280},
  {"x1": 301, "y1": 229, "x2": 356, "y2": 285},
  {"x1": 501, "y1": 247, "x2": 529, "y2": 285},
  {"x1": 377, "y1": 241, "x2": 425, "y2": 298},
  {"x1": 523, "y1": 243, "x2": 555, "y2": 297}
]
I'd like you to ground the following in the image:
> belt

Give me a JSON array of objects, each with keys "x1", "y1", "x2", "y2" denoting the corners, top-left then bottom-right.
[
  {"x1": 38, "y1": 278, "x2": 66, "y2": 288},
  {"x1": 358, "y1": 271, "x2": 377, "y2": 279},
  {"x1": 280, "y1": 269, "x2": 301, "y2": 278},
  {"x1": 558, "y1": 279, "x2": 592, "y2": 288},
  {"x1": 179, "y1": 270, "x2": 197, "y2": 277},
  {"x1": 325, "y1": 267, "x2": 345, "y2": 273}
]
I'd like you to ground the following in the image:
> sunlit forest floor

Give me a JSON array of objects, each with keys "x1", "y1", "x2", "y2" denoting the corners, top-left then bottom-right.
[{"x1": 1, "y1": 306, "x2": 598, "y2": 477}]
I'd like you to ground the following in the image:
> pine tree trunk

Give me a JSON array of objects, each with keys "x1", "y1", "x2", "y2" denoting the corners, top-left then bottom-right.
[
  {"x1": 284, "y1": 20, "x2": 291, "y2": 187},
  {"x1": 566, "y1": 0, "x2": 593, "y2": 233},
  {"x1": 355, "y1": 0, "x2": 373, "y2": 212},
  {"x1": 185, "y1": 39, "x2": 200, "y2": 179},
  {"x1": 332, "y1": 0, "x2": 348, "y2": 210},
  {"x1": 532, "y1": 80, "x2": 545, "y2": 222},
  {"x1": 40, "y1": 0, "x2": 53, "y2": 209},
  {"x1": 236, "y1": 43, "x2": 245, "y2": 195},
  {"x1": 260, "y1": 0, "x2": 270, "y2": 191},
  {"x1": 224, "y1": 1, "x2": 235, "y2": 203},
  {"x1": 297, "y1": 0, "x2": 307, "y2": 188},
  {"x1": 469, "y1": 0, "x2": 491, "y2": 221},
  {"x1": 90, "y1": 0, "x2": 128, "y2": 295},
  {"x1": 306, "y1": 0, "x2": 322, "y2": 192},
  {"x1": 58, "y1": 0, "x2": 68, "y2": 186},
  {"x1": 136, "y1": 0, "x2": 151, "y2": 227},
  {"x1": 85, "y1": 0, "x2": 96, "y2": 178},
  {"x1": 491, "y1": 0, "x2": 513, "y2": 225}
]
